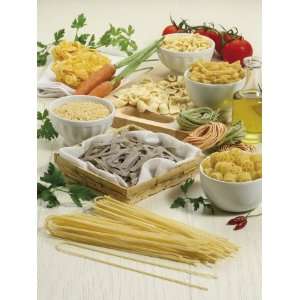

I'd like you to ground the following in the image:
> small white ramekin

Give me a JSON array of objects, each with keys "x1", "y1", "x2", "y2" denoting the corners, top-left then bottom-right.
[
  {"x1": 184, "y1": 69, "x2": 246, "y2": 108},
  {"x1": 48, "y1": 95, "x2": 115, "y2": 146},
  {"x1": 199, "y1": 157, "x2": 262, "y2": 212},
  {"x1": 158, "y1": 33, "x2": 215, "y2": 74}
]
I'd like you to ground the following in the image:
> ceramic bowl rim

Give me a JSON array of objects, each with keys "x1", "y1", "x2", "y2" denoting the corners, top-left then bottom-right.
[
  {"x1": 48, "y1": 95, "x2": 115, "y2": 126},
  {"x1": 200, "y1": 156, "x2": 262, "y2": 186}
]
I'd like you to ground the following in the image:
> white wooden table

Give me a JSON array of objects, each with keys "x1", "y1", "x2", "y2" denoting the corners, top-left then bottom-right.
[
  {"x1": 37, "y1": 96, "x2": 261, "y2": 300},
  {"x1": 38, "y1": 1, "x2": 261, "y2": 299}
]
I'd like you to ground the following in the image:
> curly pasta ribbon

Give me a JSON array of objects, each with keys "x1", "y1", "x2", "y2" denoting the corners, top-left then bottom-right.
[{"x1": 184, "y1": 122, "x2": 227, "y2": 151}]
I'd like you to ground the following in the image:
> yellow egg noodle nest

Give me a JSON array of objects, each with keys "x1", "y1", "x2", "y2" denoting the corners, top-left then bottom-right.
[
  {"x1": 51, "y1": 41, "x2": 111, "y2": 88},
  {"x1": 202, "y1": 148, "x2": 262, "y2": 182},
  {"x1": 161, "y1": 34, "x2": 211, "y2": 52},
  {"x1": 54, "y1": 101, "x2": 110, "y2": 121},
  {"x1": 113, "y1": 74, "x2": 193, "y2": 115},
  {"x1": 189, "y1": 60, "x2": 246, "y2": 84}
]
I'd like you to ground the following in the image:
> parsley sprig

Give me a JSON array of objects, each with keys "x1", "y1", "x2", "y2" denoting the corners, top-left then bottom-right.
[
  {"x1": 37, "y1": 163, "x2": 96, "y2": 208},
  {"x1": 37, "y1": 13, "x2": 138, "y2": 66},
  {"x1": 37, "y1": 109, "x2": 58, "y2": 141},
  {"x1": 37, "y1": 29, "x2": 65, "y2": 66},
  {"x1": 171, "y1": 178, "x2": 214, "y2": 214},
  {"x1": 97, "y1": 24, "x2": 138, "y2": 55}
]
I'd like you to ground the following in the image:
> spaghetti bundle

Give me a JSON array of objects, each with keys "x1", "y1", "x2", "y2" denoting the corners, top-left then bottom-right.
[
  {"x1": 184, "y1": 122, "x2": 227, "y2": 151},
  {"x1": 45, "y1": 196, "x2": 238, "y2": 265}
]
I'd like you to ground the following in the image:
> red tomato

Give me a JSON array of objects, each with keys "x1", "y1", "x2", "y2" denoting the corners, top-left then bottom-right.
[
  {"x1": 222, "y1": 32, "x2": 243, "y2": 44},
  {"x1": 221, "y1": 39, "x2": 253, "y2": 64},
  {"x1": 162, "y1": 25, "x2": 178, "y2": 35},
  {"x1": 195, "y1": 28, "x2": 222, "y2": 54}
]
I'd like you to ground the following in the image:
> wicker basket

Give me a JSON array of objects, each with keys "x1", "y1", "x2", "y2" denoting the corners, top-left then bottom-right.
[{"x1": 54, "y1": 125, "x2": 202, "y2": 203}]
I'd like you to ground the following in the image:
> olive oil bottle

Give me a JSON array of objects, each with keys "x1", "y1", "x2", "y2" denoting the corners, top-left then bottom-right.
[{"x1": 232, "y1": 57, "x2": 262, "y2": 144}]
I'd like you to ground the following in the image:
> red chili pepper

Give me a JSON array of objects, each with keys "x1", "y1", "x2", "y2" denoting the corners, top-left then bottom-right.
[
  {"x1": 227, "y1": 216, "x2": 247, "y2": 225},
  {"x1": 233, "y1": 219, "x2": 248, "y2": 230}
]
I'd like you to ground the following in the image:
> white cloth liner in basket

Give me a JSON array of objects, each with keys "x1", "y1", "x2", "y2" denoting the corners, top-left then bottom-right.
[{"x1": 59, "y1": 130, "x2": 203, "y2": 187}]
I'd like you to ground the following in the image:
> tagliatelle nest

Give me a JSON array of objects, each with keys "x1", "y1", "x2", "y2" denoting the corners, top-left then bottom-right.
[{"x1": 51, "y1": 41, "x2": 110, "y2": 88}]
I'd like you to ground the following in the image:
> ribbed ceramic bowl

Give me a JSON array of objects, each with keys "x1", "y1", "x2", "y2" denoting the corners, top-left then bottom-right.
[
  {"x1": 184, "y1": 69, "x2": 246, "y2": 108},
  {"x1": 158, "y1": 33, "x2": 215, "y2": 74},
  {"x1": 48, "y1": 95, "x2": 115, "y2": 146},
  {"x1": 199, "y1": 157, "x2": 262, "y2": 212}
]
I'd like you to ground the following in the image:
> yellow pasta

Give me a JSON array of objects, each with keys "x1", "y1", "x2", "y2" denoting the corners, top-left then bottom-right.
[
  {"x1": 201, "y1": 149, "x2": 262, "y2": 182},
  {"x1": 223, "y1": 172, "x2": 237, "y2": 182},
  {"x1": 113, "y1": 75, "x2": 192, "y2": 115},
  {"x1": 45, "y1": 196, "x2": 238, "y2": 265},
  {"x1": 161, "y1": 34, "x2": 211, "y2": 52},
  {"x1": 189, "y1": 60, "x2": 245, "y2": 84},
  {"x1": 51, "y1": 41, "x2": 110, "y2": 88}
]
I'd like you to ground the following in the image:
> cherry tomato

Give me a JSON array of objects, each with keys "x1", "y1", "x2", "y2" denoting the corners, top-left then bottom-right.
[
  {"x1": 222, "y1": 32, "x2": 243, "y2": 44},
  {"x1": 195, "y1": 28, "x2": 222, "y2": 54},
  {"x1": 221, "y1": 39, "x2": 253, "y2": 64},
  {"x1": 162, "y1": 25, "x2": 178, "y2": 35}
]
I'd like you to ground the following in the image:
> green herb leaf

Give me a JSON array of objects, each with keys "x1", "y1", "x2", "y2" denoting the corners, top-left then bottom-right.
[
  {"x1": 54, "y1": 29, "x2": 65, "y2": 45},
  {"x1": 37, "y1": 110, "x2": 58, "y2": 140},
  {"x1": 40, "y1": 162, "x2": 65, "y2": 188},
  {"x1": 71, "y1": 13, "x2": 87, "y2": 29},
  {"x1": 170, "y1": 197, "x2": 186, "y2": 209},
  {"x1": 189, "y1": 197, "x2": 201, "y2": 211},
  {"x1": 37, "y1": 163, "x2": 98, "y2": 208},
  {"x1": 39, "y1": 189, "x2": 60, "y2": 208},
  {"x1": 127, "y1": 25, "x2": 134, "y2": 35},
  {"x1": 180, "y1": 178, "x2": 194, "y2": 194},
  {"x1": 37, "y1": 50, "x2": 49, "y2": 66},
  {"x1": 97, "y1": 24, "x2": 138, "y2": 56},
  {"x1": 76, "y1": 33, "x2": 90, "y2": 45},
  {"x1": 69, "y1": 184, "x2": 96, "y2": 201},
  {"x1": 189, "y1": 196, "x2": 214, "y2": 213},
  {"x1": 69, "y1": 193, "x2": 83, "y2": 207},
  {"x1": 87, "y1": 34, "x2": 96, "y2": 47},
  {"x1": 171, "y1": 178, "x2": 214, "y2": 214},
  {"x1": 37, "y1": 111, "x2": 43, "y2": 120},
  {"x1": 37, "y1": 182, "x2": 48, "y2": 197},
  {"x1": 37, "y1": 41, "x2": 47, "y2": 48}
]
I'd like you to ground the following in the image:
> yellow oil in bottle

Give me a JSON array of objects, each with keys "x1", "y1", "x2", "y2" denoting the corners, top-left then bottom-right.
[{"x1": 232, "y1": 89, "x2": 262, "y2": 144}]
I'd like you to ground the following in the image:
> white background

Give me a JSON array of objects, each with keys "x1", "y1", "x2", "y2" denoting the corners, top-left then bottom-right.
[
  {"x1": 1, "y1": 0, "x2": 300, "y2": 299},
  {"x1": 37, "y1": 0, "x2": 261, "y2": 56}
]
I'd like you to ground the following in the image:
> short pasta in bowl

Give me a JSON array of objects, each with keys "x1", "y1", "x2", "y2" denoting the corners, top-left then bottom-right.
[
  {"x1": 48, "y1": 95, "x2": 115, "y2": 146},
  {"x1": 184, "y1": 60, "x2": 246, "y2": 108},
  {"x1": 199, "y1": 149, "x2": 262, "y2": 212},
  {"x1": 158, "y1": 33, "x2": 215, "y2": 74}
]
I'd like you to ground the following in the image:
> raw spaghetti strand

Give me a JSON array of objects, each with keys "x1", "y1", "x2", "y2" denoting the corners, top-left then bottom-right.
[
  {"x1": 58, "y1": 242, "x2": 217, "y2": 279},
  {"x1": 56, "y1": 243, "x2": 208, "y2": 291},
  {"x1": 45, "y1": 196, "x2": 238, "y2": 265},
  {"x1": 184, "y1": 122, "x2": 227, "y2": 150}
]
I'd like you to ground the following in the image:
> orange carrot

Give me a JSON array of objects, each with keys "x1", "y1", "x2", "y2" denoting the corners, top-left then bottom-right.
[
  {"x1": 75, "y1": 64, "x2": 116, "y2": 95},
  {"x1": 88, "y1": 81, "x2": 114, "y2": 97},
  {"x1": 88, "y1": 79, "x2": 121, "y2": 97}
]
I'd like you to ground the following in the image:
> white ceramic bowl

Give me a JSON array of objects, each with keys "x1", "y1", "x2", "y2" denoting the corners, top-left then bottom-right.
[
  {"x1": 48, "y1": 95, "x2": 115, "y2": 146},
  {"x1": 158, "y1": 33, "x2": 215, "y2": 74},
  {"x1": 184, "y1": 69, "x2": 246, "y2": 108},
  {"x1": 199, "y1": 158, "x2": 262, "y2": 212}
]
